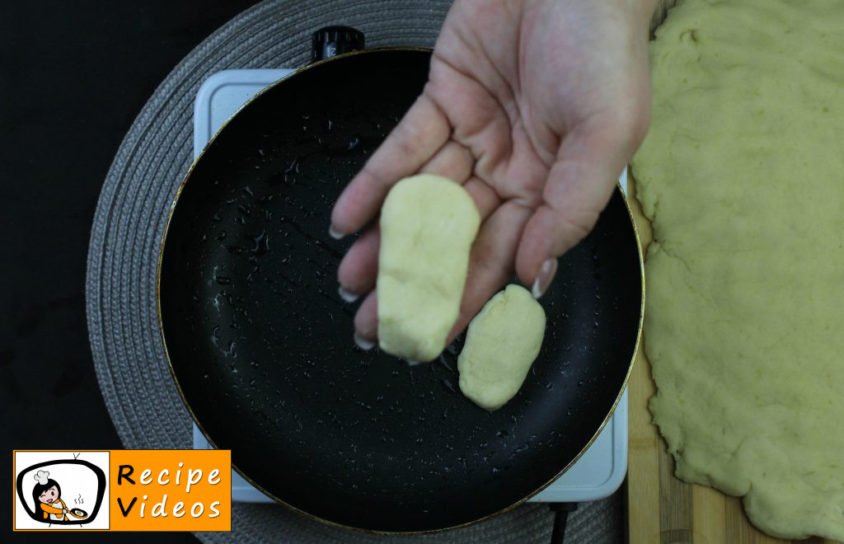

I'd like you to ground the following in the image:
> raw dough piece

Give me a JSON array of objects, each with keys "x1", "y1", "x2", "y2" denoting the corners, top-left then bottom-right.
[
  {"x1": 633, "y1": 0, "x2": 844, "y2": 539},
  {"x1": 378, "y1": 174, "x2": 480, "y2": 362},
  {"x1": 458, "y1": 285, "x2": 546, "y2": 410}
]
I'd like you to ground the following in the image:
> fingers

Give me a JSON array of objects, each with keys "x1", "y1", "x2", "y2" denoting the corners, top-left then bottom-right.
[
  {"x1": 463, "y1": 177, "x2": 501, "y2": 222},
  {"x1": 353, "y1": 291, "x2": 378, "y2": 346},
  {"x1": 418, "y1": 141, "x2": 502, "y2": 220},
  {"x1": 330, "y1": 93, "x2": 450, "y2": 237},
  {"x1": 515, "y1": 115, "x2": 645, "y2": 295},
  {"x1": 420, "y1": 141, "x2": 473, "y2": 181},
  {"x1": 447, "y1": 201, "x2": 532, "y2": 343},
  {"x1": 337, "y1": 227, "x2": 380, "y2": 299}
]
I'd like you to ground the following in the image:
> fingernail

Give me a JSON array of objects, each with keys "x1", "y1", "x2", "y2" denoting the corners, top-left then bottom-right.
[
  {"x1": 329, "y1": 225, "x2": 345, "y2": 240},
  {"x1": 531, "y1": 258, "x2": 558, "y2": 299},
  {"x1": 354, "y1": 332, "x2": 375, "y2": 351},
  {"x1": 338, "y1": 286, "x2": 359, "y2": 303}
]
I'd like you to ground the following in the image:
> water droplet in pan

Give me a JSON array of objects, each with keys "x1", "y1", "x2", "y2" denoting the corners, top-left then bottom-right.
[{"x1": 250, "y1": 231, "x2": 269, "y2": 256}]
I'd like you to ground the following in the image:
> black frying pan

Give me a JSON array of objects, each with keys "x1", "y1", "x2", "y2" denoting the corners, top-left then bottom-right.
[{"x1": 159, "y1": 30, "x2": 642, "y2": 534}]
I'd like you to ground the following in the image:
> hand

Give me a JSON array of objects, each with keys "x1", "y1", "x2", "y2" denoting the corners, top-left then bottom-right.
[{"x1": 331, "y1": 0, "x2": 656, "y2": 346}]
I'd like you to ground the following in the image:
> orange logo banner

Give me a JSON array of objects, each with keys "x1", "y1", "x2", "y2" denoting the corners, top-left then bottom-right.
[{"x1": 109, "y1": 450, "x2": 231, "y2": 532}]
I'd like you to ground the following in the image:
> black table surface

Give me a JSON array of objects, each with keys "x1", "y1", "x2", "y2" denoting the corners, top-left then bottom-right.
[{"x1": 2, "y1": 1, "x2": 260, "y2": 541}]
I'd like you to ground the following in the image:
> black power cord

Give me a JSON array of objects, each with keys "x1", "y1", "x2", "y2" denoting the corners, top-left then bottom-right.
[{"x1": 550, "y1": 502, "x2": 579, "y2": 544}]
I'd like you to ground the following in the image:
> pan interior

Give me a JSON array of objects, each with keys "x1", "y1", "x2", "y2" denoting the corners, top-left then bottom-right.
[{"x1": 160, "y1": 50, "x2": 641, "y2": 532}]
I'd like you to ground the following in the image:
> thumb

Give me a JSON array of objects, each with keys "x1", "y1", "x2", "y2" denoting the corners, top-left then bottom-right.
[{"x1": 515, "y1": 114, "x2": 646, "y2": 296}]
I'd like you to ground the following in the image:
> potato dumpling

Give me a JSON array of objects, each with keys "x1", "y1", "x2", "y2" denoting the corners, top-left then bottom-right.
[
  {"x1": 377, "y1": 174, "x2": 480, "y2": 362},
  {"x1": 458, "y1": 284, "x2": 546, "y2": 410}
]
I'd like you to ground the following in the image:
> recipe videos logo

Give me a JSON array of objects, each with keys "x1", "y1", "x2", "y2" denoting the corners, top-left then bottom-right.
[{"x1": 13, "y1": 450, "x2": 231, "y2": 532}]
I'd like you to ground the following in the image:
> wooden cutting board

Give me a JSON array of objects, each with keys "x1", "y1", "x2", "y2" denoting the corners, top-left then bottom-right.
[{"x1": 625, "y1": 183, "x2": 837, "y2": 544}]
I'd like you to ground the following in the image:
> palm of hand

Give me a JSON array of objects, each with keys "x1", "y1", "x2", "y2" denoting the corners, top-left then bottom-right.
[{"x1": 332, "y1": 0, "x2": 651, "y2": 343}]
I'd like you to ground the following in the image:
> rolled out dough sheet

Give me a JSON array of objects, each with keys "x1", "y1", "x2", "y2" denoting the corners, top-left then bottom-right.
[{"x1": 632, "y1": 0, "x2": 844, "y2": 539}]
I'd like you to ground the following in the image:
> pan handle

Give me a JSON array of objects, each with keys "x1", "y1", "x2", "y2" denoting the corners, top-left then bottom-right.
[{"x1": 311, "y1": 26, "x2": 365, "y2": 62}]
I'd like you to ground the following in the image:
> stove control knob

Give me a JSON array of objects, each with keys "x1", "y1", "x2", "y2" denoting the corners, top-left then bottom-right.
[{"x1": 311, "y1": 26, "x2": 365, "y2": 62}]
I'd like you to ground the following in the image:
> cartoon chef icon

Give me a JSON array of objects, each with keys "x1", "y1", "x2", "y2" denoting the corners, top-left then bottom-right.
[{"x1": 32, "y1": 470, "x2": 69, "y2": 521}]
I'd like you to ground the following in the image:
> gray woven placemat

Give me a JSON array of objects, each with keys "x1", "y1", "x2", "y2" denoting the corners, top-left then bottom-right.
[{"x1": 85, "y1": 1, "x2": 623, "y2": 542}]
